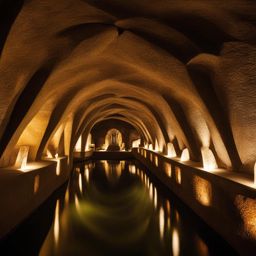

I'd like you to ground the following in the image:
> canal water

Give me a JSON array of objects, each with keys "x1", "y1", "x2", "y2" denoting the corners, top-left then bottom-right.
[{"x1": 0, "y1": 160, "x2": 237, "y2": 255}]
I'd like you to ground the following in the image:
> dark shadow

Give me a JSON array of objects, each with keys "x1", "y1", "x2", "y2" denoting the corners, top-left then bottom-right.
[
  {"x1": 0, "y1": 0, "x2": 24, "y2": 56},
  {"x1": 0, "y1": 182, "x2": 67, "y2": 255},
  {"x1": 163, "y1": 95, "x2": 201, "y2": 161},
  {"x1": 164, "y1": 14, "x2": 236, "y2": 55},
  {"x1": 130, "y1": 29, "x2": 199, "y2": 63},
  {"x1": 57, "y1": 22, "x2": 120, "y2": 47}
]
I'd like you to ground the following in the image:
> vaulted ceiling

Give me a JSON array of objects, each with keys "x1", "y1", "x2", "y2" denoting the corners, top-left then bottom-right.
[{"x1": 0, "y1": 0, "x2": 256, "y2": 173}]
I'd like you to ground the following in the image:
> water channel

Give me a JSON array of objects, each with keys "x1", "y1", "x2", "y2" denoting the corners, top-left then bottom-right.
[{"x1": 0, "y1": 160, "x2": 237, "y2": 255}]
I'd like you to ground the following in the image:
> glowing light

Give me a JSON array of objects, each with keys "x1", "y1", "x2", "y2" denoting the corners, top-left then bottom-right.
[
  {"x1": 79, "y1": 173, "x2": 83, "y2": 193},
  {"x1": 129, "y1": 165, "x2": 136, "y2": 174},
  {"x1": 149, "y1": 183, "x2": 153, "y2": 201},
  {"x1": 164, "y1": 162, "x2": 172, "y2": 177},
  {"x1": 46, "y1": 149, "x2": 53, "y2": 158},
  {"x1": 155, "y1": 155, "x2": 159, "y2": 167},
  {"x1": 180, "y1": 148, "x2": 190, "y2": 162},
  {"x1": 167, "y1": 142, "x2": 176, "y2": 158},
  {"x1": 75, "y1": 135, "x2": 82, "y2": 151},
  {"x1": 55, "y1": 153, "x2": 58, "y2": 159},
  {"x1": 193, "y1": 176, "x2": 212, "y2": 206},
  {"x1": 144, "y1": 143, "x2": 148, "y2": 149},
  {"x1": 132, "y1": 138, "x2": 141, "y2": 148},
  {"x1": 175, "y1": 167, "x2": 181, "y2": 184},
  {"x1": 155, "y1": 139, "x2": 159, "y2": 152},
  {"x1": 75, "y1": 195, "x2": 80, "y2": 211},
  {"x1": 105, "y1": 128, "x2": 122, "y2": 149},
  {"x1": 159, "y1": 207, "x2": 165, "y2": 239},
  {"x1": 33, "y1": 175, "x2": 40, "y2": 194},
  {"x1": 172, "y1": 228, "x2": 180, "y2": 256},
  {"x1": 85, "y1": 167, "x2": 89, "y2": 182},
  {"x1": 147, "y1": 177, "x2": 150, "y2": 189},
  {"x1": 154, "y1": 187, "x2": 157, "y2": 209},
  {"x1": 54, "y1": 200, "x2": 60, "y2": 245},
  {"x1": 65, "y1": 188, "x2": 69, "y2": 205},
  {"x1": 149, "y1": 144, "x2": 153, "y2": 151},
  {"x1": 56, "y1": 158, "x2": 60, "y2": 176},
  {"x1": 85, "y1": 133, "x2": 92, "y2": 151},
  {"x1": 201, "y1": 147, "x2": 218, "y2": 171},
  {"x1": 16, "y1": 146, "x2": 29, "y2": 171},
  {"x1": 150, "y1": 153, "x2": 153, "y2": 162}
]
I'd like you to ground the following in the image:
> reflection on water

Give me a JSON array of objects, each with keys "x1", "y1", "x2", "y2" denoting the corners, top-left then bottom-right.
[{"x1": 0, "y1": 160, "x2": 238, "y2": 256}]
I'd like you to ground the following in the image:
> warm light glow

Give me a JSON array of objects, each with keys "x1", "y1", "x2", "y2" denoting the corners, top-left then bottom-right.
[
  {"x1": 164, "y1": 162, "x2": 172, "y2": 177},
  {"x1": 193, "y1": 176, "x2": 212, "y2": 206},
  {"x1": 33, "y1": 175, "x2": 40, "y2": 194},
  {"x1": 65, "y1": 188, "x2": 69, "y2": 205},
  {"x1": 85, "y1": 133, "x2": 92, "y2": 150},
  {"x1": 149, "y1": 144, "x2": 153, "y2": 151},
  {"x1": 75, "y1": 135, "x2": 82, "y2": 151},
  {"x1": 149, "y1": 183, "x2": 153, "y2": 201},
  {"x1": 150, "y1": 153, "x2": 153, "y2": 162},
  {"x1": 154, "y1": 187, "x2": 157, "y2": 209},
  {"x1": 180, "y1": 148, "x2": 190, "y2": 162},
  {"x1": 55, "y1": 153, "x2": 58, "y2": 159},
  {"x1": 201, "y1": 147, "x2": 218, "y2": 171},
  {"x1": 129, "y1": 164, "x2": 136, "y2": 174},
  {"x1": 132, "y1": 138, "x2": 141, "y2": 148},
  {"x1": 175, "y1": 167, "x2": 181, "y2": 184},
  {"x1": 16, "y1": 145, "x2": 29, "y2": 171},
  {"x1": 79, "y1": 173, "x2": 83, "y2": 193},
  {"x1": 167, "y1": 142, "x2": 176, "y2": 158},
  {"x1": 144, "y1": 143, "x2": 148, "y2": 149},
  {"x1": 54, "y1": 200, "x2": 60, "y2": 245},
  {"x1": 172, "y1": 228, "x2": 180, "y2": 256},
  {"x1": 159, "y1": 207, "x2": 165, "y2": 239},
  {"x1": 144, "y1": 150, "x2": 147, "y2": 158},
  {"x1": 105, "y1": 128, "x2": 122, "y2": 149},
  {"x1": 154, "y1": 139, "x2": 159, "y2": 152},
  {"x1": 155, "y1": 155, "x2": 159, "y2": 167},
  {"x1": 75, "y1": 195, "x2": 80, "y2": 211},
  {"x1": 46, "y1": 149, "x2": 53, "y2": 158},
  {"x1": 85, "y1": 167, "x2": 89, "y2": 182},
  {"x1": 56, "y1": 158, "x2": 60, "y2": 176}
]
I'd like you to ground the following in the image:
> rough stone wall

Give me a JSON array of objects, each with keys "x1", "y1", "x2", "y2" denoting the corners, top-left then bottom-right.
[{"x1": 0, "y1": 0, "x2": 255, "y2": 174}]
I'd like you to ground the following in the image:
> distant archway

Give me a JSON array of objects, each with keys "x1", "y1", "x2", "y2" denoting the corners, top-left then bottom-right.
[{"x1": 105, "y1": 129, "x2": 123, "y2": 151}]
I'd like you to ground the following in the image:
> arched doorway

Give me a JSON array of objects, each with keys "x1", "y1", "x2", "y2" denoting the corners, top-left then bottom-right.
[{"x1": 105, "y1": 129, "x2": 123, "y2": 151}]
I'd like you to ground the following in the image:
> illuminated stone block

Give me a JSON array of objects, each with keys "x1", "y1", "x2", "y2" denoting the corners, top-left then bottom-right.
[
  {"x1": 175, "y1": 167, "x2": 181, "y2": 184},
  {"x1": 180, "y1": 148, "x2": 190, "y2": 162},
  {"x1": 193, "y1": 176, "x2": 212, "y2": 206},
  {"x1": 15, "y1": 146, "x2": 29, "y2": 171},
  {"x1": 167, "y1": 142, "x2": 176, "y2": 158},
  {"x1": 201, "y1": 147, "x2": 218, "y2": 171}
]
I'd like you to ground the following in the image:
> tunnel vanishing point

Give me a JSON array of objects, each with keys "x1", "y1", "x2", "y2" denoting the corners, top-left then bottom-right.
[{"x1": 0, "y1": 0, "x2": 256, "y2": 255}]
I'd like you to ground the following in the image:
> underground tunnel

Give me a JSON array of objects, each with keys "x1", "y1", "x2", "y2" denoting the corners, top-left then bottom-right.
[{"x1": 0, "y1": 0, "x2": 256, "y2": 255}]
